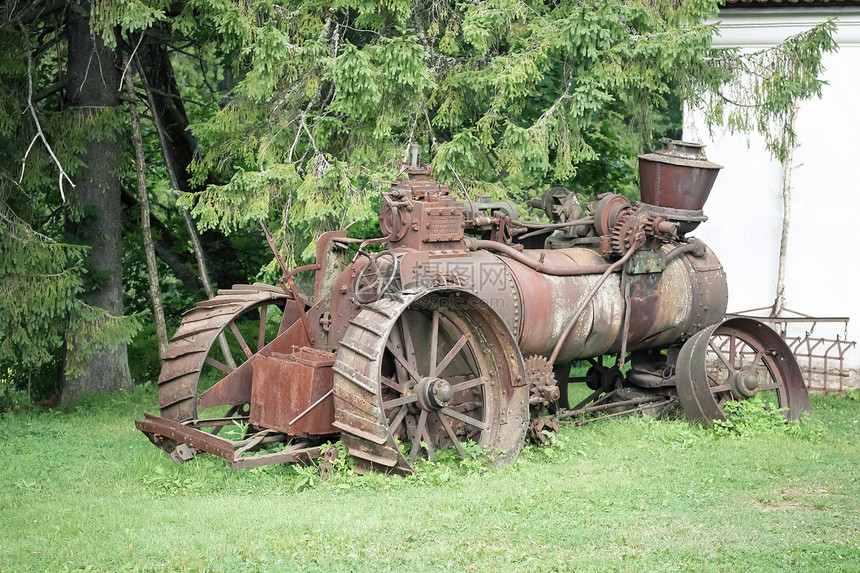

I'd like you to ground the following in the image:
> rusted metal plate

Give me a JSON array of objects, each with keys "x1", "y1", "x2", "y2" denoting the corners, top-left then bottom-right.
[
  {"x1": 136, "y1": 413, "x2": 237, "y2": 460},
  {"x1": 197, "y1": 306, "x2": 313, "y2": 410},
  {"x1": 136, "y1": 413, "x2": 323, "y2": 469},
  {"x1": 250, "y1": 347, "x2": 337, "y2": 436},
  {"x1": 231, "y1": 445, "x2": 321, "y2": 469}
]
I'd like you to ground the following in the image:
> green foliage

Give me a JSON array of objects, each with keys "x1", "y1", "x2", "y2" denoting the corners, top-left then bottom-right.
[
  {"x1": 173, "y1": 0, "x2": 834, "y2": 265},
  {"x1": 693, "y1": 21, "x2": 838, "y2": 162},
  {"x1": 0, "y1": 227, "x2": 85, "y2": 370},
  {"x1": 711, "y1": 394, "x2": 825, "y2": 440},
  {"x1": 91, "y1": 0, "x2": 170, "y2": 47},
  {"x1": 711, "y1": 395, "x2": 791, "y2": 437},
  {"x1": 0, "y1": 216, "x2": 142, "y2": 391},
  {"x1": 0, "y1": 8, "x2": 158, "y2": 394},
  {"x1": 0, "y1": 0, "x2": 838, "y2": 398},
  {"x1": 64, "y1": 302, "x2": 142, "y2": 379}
]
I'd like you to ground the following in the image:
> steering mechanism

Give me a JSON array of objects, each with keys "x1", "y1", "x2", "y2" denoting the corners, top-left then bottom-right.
[{"x1": 354, "y1": 251, "x2": 399, "y2": 304}]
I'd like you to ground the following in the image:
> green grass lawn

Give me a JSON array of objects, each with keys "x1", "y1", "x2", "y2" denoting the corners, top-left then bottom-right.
[{"x1": 1, "y1": 385, "x2": 859, "y2": 572}]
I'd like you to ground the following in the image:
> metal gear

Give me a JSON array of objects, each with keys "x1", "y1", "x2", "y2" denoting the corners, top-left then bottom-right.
[
  {"x1": 644, "y1": 214, "x2": 675, "y2": 239},
  {"x1": 529, "y1": 416, "x2": 560, "y2": 445},
  {"x1": 525, "y1": 355, "x2": 561, "y2": 408},
  {"x1": 609, "y1": 211, "x2": 640, "y2": 254}
]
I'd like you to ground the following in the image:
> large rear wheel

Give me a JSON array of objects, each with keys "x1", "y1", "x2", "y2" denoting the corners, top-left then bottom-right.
[{"x1": 332, "y1": 290, "x2": 529, "y2": 474}]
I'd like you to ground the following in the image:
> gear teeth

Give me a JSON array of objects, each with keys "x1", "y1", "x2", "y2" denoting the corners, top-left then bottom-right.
[
  {"x1": 609, "y1": 211, "x2": 635, "y2": 255},
  {"x1": 644, "y1": 214, "x2": 667, "y2": 237},
  {"x1": 525, "y1": 355, "x2": 559, "y2": 408}
]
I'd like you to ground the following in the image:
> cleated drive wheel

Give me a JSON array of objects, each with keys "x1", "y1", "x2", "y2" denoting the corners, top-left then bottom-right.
[
  {"x1": 332, "y1": 290, "x2": 529, "y2": 475},
  {"x1": 157, "y1": 283, "x2": 290, "y2": 422},
  {"x1": 676, "y1": 317, "x2": 811, "y2": 425}
]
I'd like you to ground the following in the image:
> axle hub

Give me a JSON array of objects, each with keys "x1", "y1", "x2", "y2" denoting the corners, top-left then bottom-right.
[
  {"x1": 415, "y1": 377, "x2": 454, "y2": 411},
  {"x1": 730, "y1": 370, "x2": 760, "y2": 399}
]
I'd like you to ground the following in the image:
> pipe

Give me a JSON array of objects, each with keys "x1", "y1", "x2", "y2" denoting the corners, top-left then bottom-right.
[
  {"x1": 548, "y1": 236, "x2": 644, "y2": 366},
  {"x1": 664, "y1": 238, "x2": 705, "y2": 264},
  {"x1": 464, "y1": 238, "x2": 613, "y2": 276},
  {"x1": 509, "y1": 217, "x2": 594, "y2": 230}
]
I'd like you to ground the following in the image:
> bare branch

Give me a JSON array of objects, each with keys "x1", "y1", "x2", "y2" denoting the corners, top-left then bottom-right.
[
  {"x1": 19, "y1": 135, "x2": 38, "y2": 183},
  {"x1": 33, "y1": 77, "x2": 67, "y2": 103},
  {"x1": 118, "y1": 30, "x2": 146, "y2": 91},
  {"x1": 18, "y1": 19, "x2": 74, "y2": 202},
  {"x1": 1, "y1": 0, "x2": 65, "y2": 33}
]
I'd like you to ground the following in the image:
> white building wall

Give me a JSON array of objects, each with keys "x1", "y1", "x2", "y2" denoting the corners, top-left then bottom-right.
[{"x1": 684, "y1": 8, "x2": 860, "y2": 377}]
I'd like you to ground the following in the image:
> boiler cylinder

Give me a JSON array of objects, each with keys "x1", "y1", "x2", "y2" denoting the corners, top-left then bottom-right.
[
  {"x1": 404, "y1": 243, "x2": 728, "y2": 362},
  {"x1": 501, "y1": 244, "x2": 728, "y2": 362}
]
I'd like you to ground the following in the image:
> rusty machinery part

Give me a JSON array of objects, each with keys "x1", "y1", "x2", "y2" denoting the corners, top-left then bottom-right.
[
  {"x1": 528, "y1": 186, "x2": 586, "y2": 230},
  {"x1": 676, "y1": 317, "x2": 811, "y2": 426},
  {"x1": 525, "y1": 355, "x2": 561, "y2": 411},
  {"x1": 627, "y1": 348, "x2": 678, "y2": 389},
  {"x1": 585, "y1": 360, "x2": 624, "y2": 393},
  {"x1": 354, "y1": 251, "x2": 399, "y2": 304},
  {"x1": 378, "y1": 202, "x2": 407, "y2": 242},
  {"x1": 638, "y1": 139, "x2": 722, "y2": 215},
  {"x1": 609, "y1": 210, "x2": 644, "y2": 255},
  {"x1": 644, "y1": 214, "x2": 677, "y2": 239},
  {"x1": 549, "y1": 360, "x2": 615, "y2": 411},
  {"x1": 593, "y1": 193, "x2": 632, "y2": 236},
  {"x1": 332, "y1": 290, "x2": 529, "y2": 475},
  {"x1": 529, "y1": 416, "x2": 560, "y2": 446},
  {"x1": 552, "y1": 363, "x2": 574, "y2": 410},
  {"x1": 642, "y1": 204, "x2": 708, "y2": 236},
  {"x1": 156, "y1": 284, "x2": 289, "y2": 422}
]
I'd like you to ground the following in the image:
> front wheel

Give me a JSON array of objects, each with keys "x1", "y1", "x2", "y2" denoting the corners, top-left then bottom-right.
[{"x1": 676, "y1": 317, "x2": 810, "y2": 425}]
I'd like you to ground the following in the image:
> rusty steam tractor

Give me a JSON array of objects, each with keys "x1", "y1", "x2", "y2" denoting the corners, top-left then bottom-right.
[{"x1": 137, "y1": 140, "x2": 811, "y2": 474}]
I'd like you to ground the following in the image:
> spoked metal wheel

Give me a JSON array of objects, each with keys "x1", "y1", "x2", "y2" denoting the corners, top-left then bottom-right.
[
  {"x1": 157, "y1": 284, "x2": 289, "y2": 423},
  {"x1": 676, "y1": 317, "x2": 810, "y2": 425},
  {"x1": 333, "y1": 290, "x2": 529, "y2": 475}
]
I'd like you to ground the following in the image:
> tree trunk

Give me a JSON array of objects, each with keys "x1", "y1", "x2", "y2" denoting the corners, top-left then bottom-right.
[
  {"x1": 138, "y1": 26, "x2": 200, "y2": 190},
  {"x1": 137, "y1": 57, "x2": 236, "y2": 370},
  {"x1": 137, "y1": 30, "x2": 246, "y2": 290},
  {"x1": 771, "y1": 106, "x2": 800, "y2": 330},
  {"x1": 61, "y1": 0, "x2": 132, "y2": 403},
  {"x1": 126, "y1": 69, "x2": 168, "y2": 357}
]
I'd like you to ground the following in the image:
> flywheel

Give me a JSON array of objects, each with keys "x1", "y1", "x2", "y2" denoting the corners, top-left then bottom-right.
[
  {"x1": 332, "y1": 290, "x2": 530, "y2": 474},
  {"x1": 676, "y1": 317, "x2": 811, "y2": 425}
]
